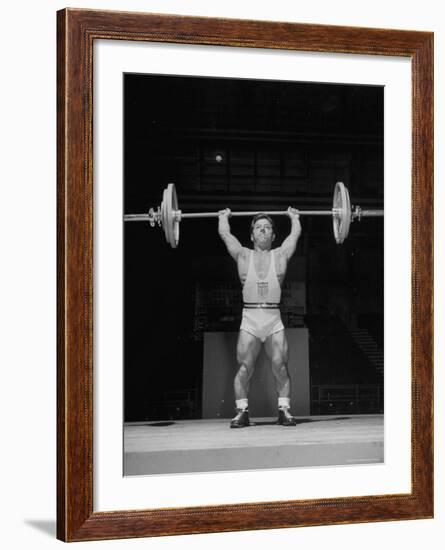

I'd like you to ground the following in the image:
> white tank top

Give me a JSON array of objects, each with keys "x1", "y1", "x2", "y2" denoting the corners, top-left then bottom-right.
[{"x1": 242, "y1": 249, "x2": 281, "y2": 304}]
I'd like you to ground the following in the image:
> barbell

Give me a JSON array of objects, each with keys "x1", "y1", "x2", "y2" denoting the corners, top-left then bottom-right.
[{"x1": 124, "y1": 182, "x2": 383, "y2": 247}]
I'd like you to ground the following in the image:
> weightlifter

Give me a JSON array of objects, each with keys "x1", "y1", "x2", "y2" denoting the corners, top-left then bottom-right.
[{"x1": 218, "y1": 208, "x2": 302, "y2": 428}]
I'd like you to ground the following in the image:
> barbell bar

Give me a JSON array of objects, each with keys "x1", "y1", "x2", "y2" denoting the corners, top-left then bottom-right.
[
  {"x1": 125, "y1": 210, "x2": 342, "y2": 221},
  {"x1": 124, "y1": 182, "x2": 384, "y2": 247}
]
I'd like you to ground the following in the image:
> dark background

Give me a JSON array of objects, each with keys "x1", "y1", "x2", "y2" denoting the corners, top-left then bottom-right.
[{"x1": 124, "y1": 74, "x2": 384, "y2": 422}]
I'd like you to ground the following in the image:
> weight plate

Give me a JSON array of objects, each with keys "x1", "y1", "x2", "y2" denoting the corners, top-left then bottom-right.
[
  {"x1": 332, "y1": 182, "x2": 351, "y2": 244},
  {"x1": 164, "y1": 185, "x2": 174, "y2": 248},
  {"x1": 161, "y1": 189, "x2": 169, "y2": 244},
  {"x1": 164, "y1": 183, "x2": 178, "y2": 248},
  {"x1": 170, "y1": 183, "x2": 180, "y2": 247}
]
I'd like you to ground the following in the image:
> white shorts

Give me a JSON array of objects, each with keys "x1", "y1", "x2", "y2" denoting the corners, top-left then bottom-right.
[{"x1": 240, "y1": 307, "x2": 284, "y2": 343}]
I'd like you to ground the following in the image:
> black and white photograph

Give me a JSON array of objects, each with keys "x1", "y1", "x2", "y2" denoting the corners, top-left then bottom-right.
[{"x1": 123, "y1": 73, "x2": 384, "y2": 476}]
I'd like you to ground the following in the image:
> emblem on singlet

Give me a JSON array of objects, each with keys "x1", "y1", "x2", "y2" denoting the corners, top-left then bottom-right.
[{"x1": 257, "y1": 282, "x2": 269, "y2": 299}]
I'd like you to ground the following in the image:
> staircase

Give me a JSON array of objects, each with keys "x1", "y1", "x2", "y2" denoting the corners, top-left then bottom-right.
[{"x1": 349, "y1": 328, "x2": 383, "y2": 378}]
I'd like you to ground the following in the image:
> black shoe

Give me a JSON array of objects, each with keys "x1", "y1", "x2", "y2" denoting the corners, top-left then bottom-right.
[
  {"x1": 277, "y1": 407, "x2": 297, "y2": 426},
  {"x1": 230, "y1": 408, "x2": 250, "y2": 428}
]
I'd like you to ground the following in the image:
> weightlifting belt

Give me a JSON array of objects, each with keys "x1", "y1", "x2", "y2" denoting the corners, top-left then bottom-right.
[{"x1": 243, "y1": 302, "x2": 280, "y2": 309}]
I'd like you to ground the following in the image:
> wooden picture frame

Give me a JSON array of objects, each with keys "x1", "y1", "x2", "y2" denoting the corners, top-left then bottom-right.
[{"x1": 57, "y1": 8, "x2": 433, "y2": 542}]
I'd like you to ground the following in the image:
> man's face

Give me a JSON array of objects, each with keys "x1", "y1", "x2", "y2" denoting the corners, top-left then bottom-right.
[{"x1": 251, "y1": 218, "x2": 275, "y2": 248}]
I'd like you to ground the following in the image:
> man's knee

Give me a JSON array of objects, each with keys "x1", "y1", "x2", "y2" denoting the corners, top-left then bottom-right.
[
  {"x1": 236, "y1": 362, "x2": 252, "y2": 381},
  {"x1": 271, "y1": 350, "x2": 286, "y2": 366},
  {"x1": 271, "y1": 357, "x2": 288, "y2": 377}
]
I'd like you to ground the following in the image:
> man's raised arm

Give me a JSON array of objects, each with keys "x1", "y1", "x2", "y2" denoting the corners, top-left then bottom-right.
[
  {"x1": 218, "y1": 208, "x2": 244, "y2": 261},
  {"x1": 280, "y1": 207, "x2": 302, "y2": 260}
]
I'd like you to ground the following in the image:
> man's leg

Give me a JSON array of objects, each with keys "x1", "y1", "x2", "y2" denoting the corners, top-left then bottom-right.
[
  {"x1": 230, "y1": 330, "x2": 261, "y2": 428},
  {"x1": 264, "y1": 330, "x2": 290, "y2": 396},
  {"x1": 264, "y1": 330, "x2": 297, "y2": 426}
]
